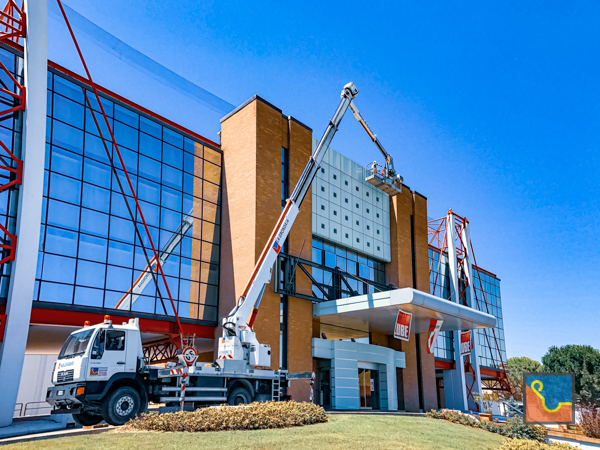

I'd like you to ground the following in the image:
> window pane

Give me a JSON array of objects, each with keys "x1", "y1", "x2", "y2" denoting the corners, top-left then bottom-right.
[
  {"x1": 52, "y1": 120, "x2": 83, "y2": 153},
  {"x1": 78, "y1": 233, "x2": 107, "y2": 263},
  {"x1": 39, "y1": 281, "x2": 74, "y2": 304},
  {"x1": 47, "y1": 200, "x2": 79, "y2": 231},
  {"x1": 45, "y1": 226, "x2": 78, "y2": 257},
  {"x1": 139, "y1": 132, "x2": 161, "y2": 161},
  {"x1": 113, "y1": 121, "x2": 138, "y2": 150},
  {"x1": 49, "y1": 172, "x2": 81, "y2": 205},
  {"x1": 76, "y1": 260, "x2": 106, "y2": 288},
  {"x1": 53, "y1": 94, "x2": 84, "y2": 129},
  {"x1": 51, "y1": 147, "x2": 82, "y2": 179},
  {"x1": 42, "y1": 254, "x2": 76, "y2": 284}
]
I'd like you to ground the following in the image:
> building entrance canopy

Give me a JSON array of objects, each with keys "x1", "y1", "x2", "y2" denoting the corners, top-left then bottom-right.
[{"x1": 313, "y1": 288, "x2": 496, "y2": 334}]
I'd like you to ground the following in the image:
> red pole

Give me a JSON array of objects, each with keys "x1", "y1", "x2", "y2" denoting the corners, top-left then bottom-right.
[{"x1": 55, "y1": 0, "x2": 184, "y2": 336}]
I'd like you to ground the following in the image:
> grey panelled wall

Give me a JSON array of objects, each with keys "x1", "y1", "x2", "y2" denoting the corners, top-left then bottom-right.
[
  {"x1": 312, "y1": 142, "x2": 391, "y2": 262},
  {"x1": 312, "y1": 338, "x2": 405, "y2": 410}
]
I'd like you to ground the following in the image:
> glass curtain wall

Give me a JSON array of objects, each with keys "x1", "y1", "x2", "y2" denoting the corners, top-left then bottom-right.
[
  {"x1": 428, "y1": 247, "x2": 507, "y2": 368},
  {"x1": 311, "y1": 237, "x2": 385, "y2": 300},
  {"x1": 35, "y1": 69, "x2": 222, "y2": 323}
]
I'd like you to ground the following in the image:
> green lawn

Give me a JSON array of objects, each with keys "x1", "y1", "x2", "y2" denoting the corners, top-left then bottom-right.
[{"x1": 3, "y1": 415, "x2": 505, "y2": 450}]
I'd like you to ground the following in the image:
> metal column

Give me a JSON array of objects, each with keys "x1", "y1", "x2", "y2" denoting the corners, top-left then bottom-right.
[
  {"x1": 462, "y1": 220, "x2": 483, "y2": 411},
  {"x1": 445, "y1": 212, "x2": 469, "y2": 412},
  {"x1": 0, "y1": 0, "x2": 47, "y2": 427}
]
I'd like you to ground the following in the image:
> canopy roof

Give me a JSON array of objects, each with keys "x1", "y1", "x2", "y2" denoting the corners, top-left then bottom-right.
[{"x1": 313, "y1": 288, "x2": 496, "y2": 335}]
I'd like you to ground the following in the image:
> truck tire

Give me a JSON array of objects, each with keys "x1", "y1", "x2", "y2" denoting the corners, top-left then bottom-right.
[
  {"x1": 102, "y1": 386, "x2": 141, "y2": 426},
  {"x1": 72, "y1": 412, "x2": 103, "y2": 427},
  {"x1": 228, "y1": 387, "x2": 252, "y2": 406}
]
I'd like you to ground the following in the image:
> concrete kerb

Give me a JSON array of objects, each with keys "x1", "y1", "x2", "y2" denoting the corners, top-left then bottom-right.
[{"x1": 0, "y1": 423, "x2": 114, "y2": 445}]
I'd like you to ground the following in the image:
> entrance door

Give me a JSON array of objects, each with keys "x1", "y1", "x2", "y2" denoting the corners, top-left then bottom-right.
[
  {"x1": 317, "y1": 369, "x2": 331, "y2": 409},
  {"x1": 358, "y1": 368, "x2": 379, "y2": 409}
]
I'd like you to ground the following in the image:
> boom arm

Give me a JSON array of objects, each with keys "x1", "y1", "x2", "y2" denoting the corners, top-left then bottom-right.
[{"x1": 220, "y1": 83, "x2": 359, "y2": 336}]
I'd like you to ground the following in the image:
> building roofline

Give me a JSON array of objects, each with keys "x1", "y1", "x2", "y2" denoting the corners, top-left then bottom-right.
[{"x1": 0, "y1": 41, "x2": 221, "y2": 150}]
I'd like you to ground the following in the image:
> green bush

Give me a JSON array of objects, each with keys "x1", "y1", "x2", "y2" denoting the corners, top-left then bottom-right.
[
  {"x1": 499, "y1": 438, "x2": 579, "y2": 450},
  {"x1": 426, "y1": 409, "x2": 547, "y2": 442},
  {"x1": 120, "y1": 401, "x2": 327, "y2": 433}
]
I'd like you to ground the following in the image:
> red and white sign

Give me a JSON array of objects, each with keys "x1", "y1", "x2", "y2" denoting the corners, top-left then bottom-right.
[
  {"x1": 460, "y1": 331, "x2": 472, "y2": 356},
  {"x1": 393, "y1": 309, "x2": 412, "y2": 341},
  {"x1": 182, "y1": 347, "x2": 198, "y2": 366},
  {"x1": 426, "y1": 319, "x2": 444, "y2": 354}
]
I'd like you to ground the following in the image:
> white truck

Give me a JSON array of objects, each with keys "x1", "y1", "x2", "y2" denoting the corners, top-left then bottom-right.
[{"x1": 46, "y1": 82, "x2": 403, "y2": 426}]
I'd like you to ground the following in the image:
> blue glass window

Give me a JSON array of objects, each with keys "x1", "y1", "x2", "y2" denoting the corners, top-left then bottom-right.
[
  {"x1": 49, "y1": 173, "x2": 81, "y2": 205},
  {"x1": 140, "y1": 116, "x2": 161, "y2": 139},
  {"x1": 82, "y1": 183, "x2": 110, "y2": 213},
  {"x1": 74, "y1": 286, "x2": 104, "y2": 307},
  {"x1": 163, "y1": 128, "x2": 183, "y2": 148},
  {"x1": 53, "y1": 76, "x2": 84, "y2": 104},
  {"x1": 114, "y1": 121, "x2": 138, "y2": 151},
  {"x1": 76, "y1": 260, "x2": 106, "y2": 288},
  {"x1": 78, "y1": 234, "x2": 107, "y2": 263},
  {"x1": 80, "y1": 208, "x2": 108, "y2": 237},
  {"x1": 51, "y1": 147, "x2": 82, "y2": 179},
  {"x1": 45, "y1": 226, "x2": 78, "y2": 257},
  {"x1": 139, "y1": 132, "x2": 161, "y2": 161},
  {"x1": 42, "y1": 254, "x2": 76, "y2": 284},
  {"x1": 39, "y1": 282, "x2": 74, "y2": 304},
  {"x1": 47, "y1": 200, "x2": 79, "y2": 231},
  {"x1": 52, "y1": 120, "x2": 83, "y2": 154},
  {"x1": 53, "y1": 94, "x2": 84, "y2": 129}
]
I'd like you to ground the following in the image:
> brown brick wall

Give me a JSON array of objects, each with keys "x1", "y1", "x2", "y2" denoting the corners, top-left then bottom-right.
[
  {"x1": 285, "y1": 119, "x2": 313, "y2": 401},
  {"x1": 386, "y1": 188, "x2": 434, "y2": 411},
  {"x1": 219, "y1": 99, "x2": 313, "y2": 383}
]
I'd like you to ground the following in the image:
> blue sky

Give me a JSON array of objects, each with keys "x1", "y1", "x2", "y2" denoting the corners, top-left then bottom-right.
[{"x1": 48, "y1": 0, "x2": 599, "y2": 361}]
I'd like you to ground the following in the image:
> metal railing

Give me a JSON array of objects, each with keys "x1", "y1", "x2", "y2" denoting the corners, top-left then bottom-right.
[
  {"x1": 275, "y1": 252, "x2": 391, "y2": 302},
  {"x1": 13, "y1": 401, "x2": 53, "y2": 417}
]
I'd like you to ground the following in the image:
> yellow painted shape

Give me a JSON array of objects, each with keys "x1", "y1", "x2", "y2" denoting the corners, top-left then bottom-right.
[{"x1": 530, "y1": 380, "x2": 572, "y2": 413}]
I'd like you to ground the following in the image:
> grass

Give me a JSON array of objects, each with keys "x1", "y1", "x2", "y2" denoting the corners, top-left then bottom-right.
[{"x1": 2, "y1": 414, "x2": 505, "y2": 450}]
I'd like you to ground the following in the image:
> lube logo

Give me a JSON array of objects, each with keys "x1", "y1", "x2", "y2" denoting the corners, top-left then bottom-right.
[
  {"x1": 460, "y1": 331, "x2": 472, "y2": 355},
  {"x1": 393, "y1": 309, "x2": 412, "y2": 342}
]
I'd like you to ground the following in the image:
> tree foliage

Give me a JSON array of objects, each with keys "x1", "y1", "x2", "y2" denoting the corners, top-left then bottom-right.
[
  {"x1": 505, "y1": 357, "x2": 543, "y2": 401},
  {"x1": 542, "y1": 345, "x2": 600, "y2": 405}
]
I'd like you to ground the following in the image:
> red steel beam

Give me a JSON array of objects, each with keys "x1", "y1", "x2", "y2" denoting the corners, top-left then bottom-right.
[
  {"x1": 434, "y1": 359, "x2": 456, "y2": 370},
  {"x1": 29, "y1": 308, "x2": 214, "y2": 339}
]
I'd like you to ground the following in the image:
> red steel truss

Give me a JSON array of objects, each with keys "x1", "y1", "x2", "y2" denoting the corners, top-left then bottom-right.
[
  {"x1": 0, "y1": 0, "x2": 25, "y2": 271},
  {"x1": 428, "y1": 210, "x2": 511, "y2": 398},
  {"x1": 0, "y1": 0, "x2": 25, "y2": 43}
]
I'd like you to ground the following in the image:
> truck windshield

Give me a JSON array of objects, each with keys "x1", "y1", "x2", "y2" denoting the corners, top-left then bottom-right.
[{"x1": 58, "y1": 329, "x2": 95, "y2": 359}]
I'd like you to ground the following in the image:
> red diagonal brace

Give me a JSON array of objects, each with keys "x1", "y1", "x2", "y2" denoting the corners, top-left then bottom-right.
[{"x1": 55, "y1": 0, "x2": 184, "y2": 337}]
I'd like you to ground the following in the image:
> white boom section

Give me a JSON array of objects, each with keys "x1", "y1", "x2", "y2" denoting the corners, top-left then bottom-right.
[
  {"x1": 116, "y1": 211, "x2": 194, "y2": 310},
  {"x1": 349, "y1": 102, "x2": 403, "y2": 196},
  {"x1": 220, "y1": 82, "x2": 359, "y2": 339}
]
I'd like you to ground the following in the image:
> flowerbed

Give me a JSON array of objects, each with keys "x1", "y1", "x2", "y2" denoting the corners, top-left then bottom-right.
[
  {"x1": 120, "y1": 401, "x2": 327, "y2": 433},
  {"x1": 499, "y1": 438, "x2": 578, "y2": 449},
  {"x1": 426, "y1": 409, "x2": 547, "y2": 442}
]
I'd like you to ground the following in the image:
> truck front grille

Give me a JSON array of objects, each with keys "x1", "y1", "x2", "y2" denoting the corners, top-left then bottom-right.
[{"x1": 57, "y1": 369, "x2": 74, "y2": 383}]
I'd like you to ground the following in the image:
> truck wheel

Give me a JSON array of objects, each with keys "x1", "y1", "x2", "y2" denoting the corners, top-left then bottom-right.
[
  {"x1": 102, "y1": 386, "x2": 141, "y2": 426},
  {"x1": 72, "y1": 412, "x2": 103, "y2": 427},
  {"x1": 228, "y1": 387, "x2": 252, "y2": 406}
]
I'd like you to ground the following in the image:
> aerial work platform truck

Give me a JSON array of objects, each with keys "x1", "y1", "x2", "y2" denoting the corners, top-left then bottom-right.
[{"x1": 46, "y1": 83, "x2": 403, "y2": 426}]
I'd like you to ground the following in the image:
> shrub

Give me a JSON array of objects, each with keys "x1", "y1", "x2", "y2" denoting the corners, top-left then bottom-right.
[
  {"x1": 502, "y1": 416, "x2": 547, "y2": 442},
  {"x1": 499, "y1": 438, "x2": 579, "y2": 450},
  {"x1": 120, "y1": 401, "x2": 327, "y2": 433},
  {"x1": 580, "y1": 403, "x2": 600, "y2": 439},
  {"x1": 426, "y1": 409, "x2": 547, "y2": 442}
]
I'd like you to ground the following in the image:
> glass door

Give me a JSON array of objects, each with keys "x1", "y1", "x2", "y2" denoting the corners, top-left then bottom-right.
[{"x1": 358, "y1": 368, "x2": 379, "y2": 409}]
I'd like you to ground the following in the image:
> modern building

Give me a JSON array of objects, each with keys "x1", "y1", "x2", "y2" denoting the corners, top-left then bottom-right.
[{"x1": 0, "y1": 3, "x2": 510, "y2": 427}]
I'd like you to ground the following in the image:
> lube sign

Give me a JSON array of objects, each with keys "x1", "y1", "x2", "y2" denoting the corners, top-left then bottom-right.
[
  {"x1": 393, "y1": 309, "x2": 412, "y2": 341},
  {"x1": 460, "y1": 331, "x2": 472, "y2": 356}
]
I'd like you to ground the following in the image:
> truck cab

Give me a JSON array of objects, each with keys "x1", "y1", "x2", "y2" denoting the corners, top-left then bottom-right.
[{"x1": 46, "y1": 316, "x2": 148, "y2": 426}]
